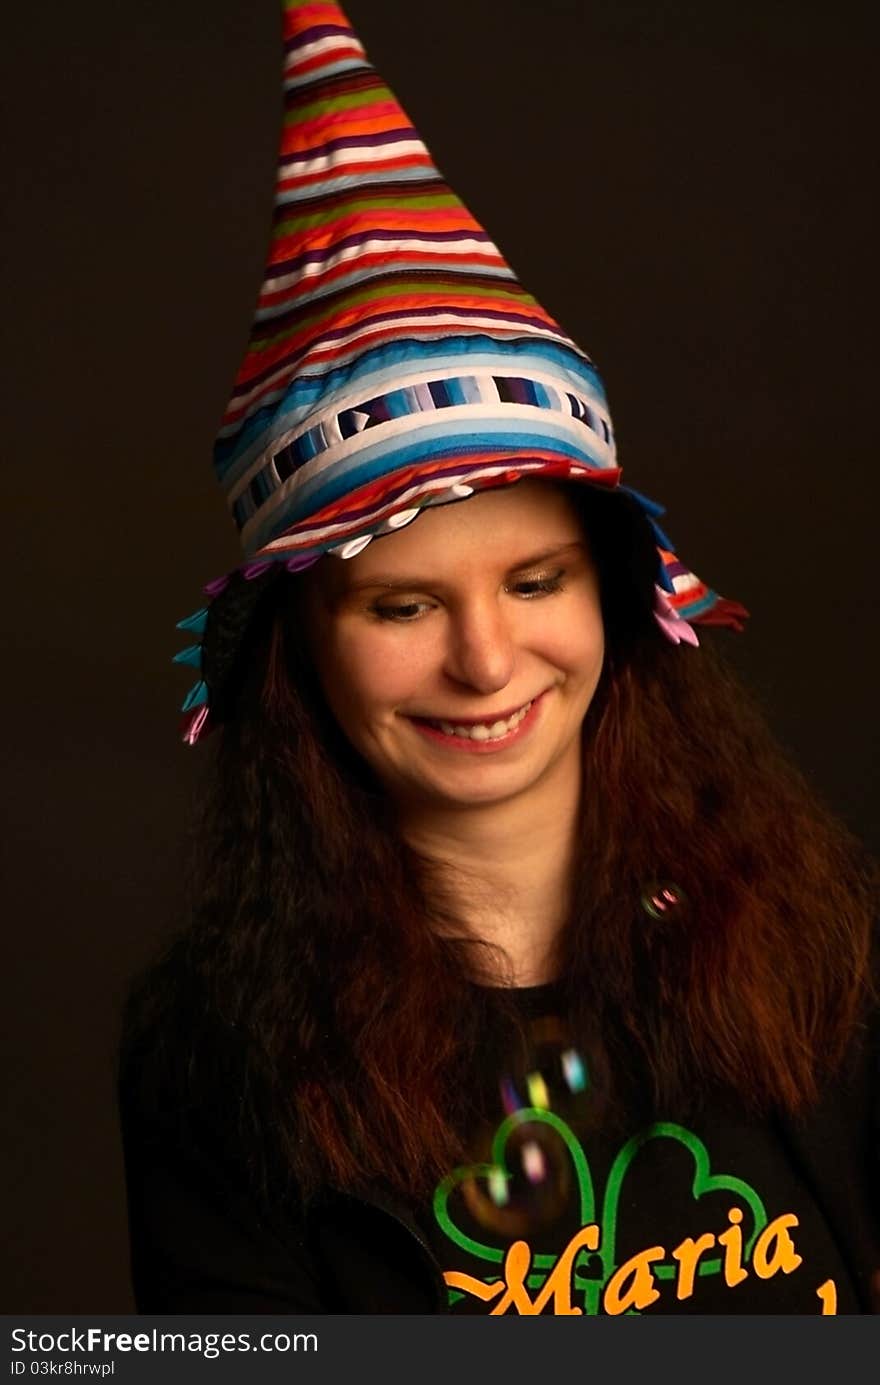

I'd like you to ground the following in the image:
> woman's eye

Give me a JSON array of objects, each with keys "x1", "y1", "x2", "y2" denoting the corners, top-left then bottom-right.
[
  {"x1": 369, "y1": 571, "x2": 566, "y2": 618},
  {"x1": 510, "y1": 571, "x2": 566, "y2": 597},
  {"x1": 372, "y1": 600, "x2": 433, "y2": 622}
]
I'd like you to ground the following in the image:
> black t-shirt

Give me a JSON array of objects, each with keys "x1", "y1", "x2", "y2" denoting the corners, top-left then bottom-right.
[{"x1": 421, "y1": 982, "x2": 861, "y2": 1315}]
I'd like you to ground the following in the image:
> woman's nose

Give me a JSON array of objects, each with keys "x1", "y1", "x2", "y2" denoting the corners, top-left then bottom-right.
[{"x1": 443, "y1": 597, "x2": 516, "y2": 694}]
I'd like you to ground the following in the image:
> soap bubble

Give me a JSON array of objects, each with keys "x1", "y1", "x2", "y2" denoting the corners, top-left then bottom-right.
[
  {"x1": 455, "y1": 1015, "x2": 592, "y2": 1236},
  {"x1": 561, "y1": 1047, "x2": 587, "y2": 1094},
  {"x1": 640, "y1": 880, "x2": 687, "y2": 920},
  {"x1": 460, "y1": 1118, "x2": 570, "y2": 1234}
]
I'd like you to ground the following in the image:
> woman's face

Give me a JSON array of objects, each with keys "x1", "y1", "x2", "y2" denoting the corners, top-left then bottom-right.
[{"x1": 299, "y1": 480, "x2": 605, "y2": 816}]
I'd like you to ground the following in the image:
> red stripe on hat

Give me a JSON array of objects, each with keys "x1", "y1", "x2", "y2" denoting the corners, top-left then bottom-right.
[
  {"x1": 282, "y1": 106, "x2": 415, "y2": 155},
  {"x1": 283, "y1": 3, "x2": 358, "y2": 38},
  {"x1": 286, "y1": 42, "x2": 365, "y2": 79}
]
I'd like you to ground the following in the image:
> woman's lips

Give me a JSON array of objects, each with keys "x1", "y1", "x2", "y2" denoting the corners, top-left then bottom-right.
[{"x1": 405, "y1": 691, "x2": 548, "y2": 753}]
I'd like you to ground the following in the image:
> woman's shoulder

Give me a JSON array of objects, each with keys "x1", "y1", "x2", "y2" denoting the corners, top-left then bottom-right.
[
  {"x1": 117, "y1": 948, "x2": 329, "y2": 1311},
  {"x1": 117, "y1": 941, "x2": 251, "y2": 1158},
  {"x1": 118, "y1": 938, "x2": 305, "y2": 1220}
]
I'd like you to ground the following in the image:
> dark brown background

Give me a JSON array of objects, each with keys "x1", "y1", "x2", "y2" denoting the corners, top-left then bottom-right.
[{"x1": 3, "y1": 0, "x2": 877, "y2": 1311}]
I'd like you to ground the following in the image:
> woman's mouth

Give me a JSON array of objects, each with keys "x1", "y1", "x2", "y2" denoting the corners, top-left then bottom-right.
[
  {"x1": 427, "y1": 701, "x2": 533, "y2": 741},
  {"x1": 406, "y1": 693, "x2": 546, "y2": 751}
]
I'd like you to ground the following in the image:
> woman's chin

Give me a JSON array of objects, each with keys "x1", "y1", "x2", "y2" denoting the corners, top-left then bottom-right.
[{"x1": 389, "y1": 757, "x2": 554, "y2": 815}]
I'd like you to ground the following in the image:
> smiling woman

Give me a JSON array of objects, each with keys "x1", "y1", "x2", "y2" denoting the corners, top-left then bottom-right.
[
  {"x1": 117, "y1": 0, "x2": 879, "y2": 1317},
  {"x1": 300, "y1": 484, "x2": 603, "y2": 811},
  {"x1": 297, "y1": 481, "x2": 607, "y2": 986}
]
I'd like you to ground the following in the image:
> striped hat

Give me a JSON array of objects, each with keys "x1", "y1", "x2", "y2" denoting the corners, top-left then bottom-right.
[{"x1": 176, "y1": 0, "x2": 747, "y2": 743}]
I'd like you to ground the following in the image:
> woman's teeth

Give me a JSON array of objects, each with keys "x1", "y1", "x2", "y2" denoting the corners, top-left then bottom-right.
[{"x1": 429, "y1": 701, "x2": 533, "y2": 741}]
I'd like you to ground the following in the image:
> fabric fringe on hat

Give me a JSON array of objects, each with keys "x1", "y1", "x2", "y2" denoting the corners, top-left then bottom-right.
[{"x1": 177, "y1": 0, "x2": 748, "y2": 742}]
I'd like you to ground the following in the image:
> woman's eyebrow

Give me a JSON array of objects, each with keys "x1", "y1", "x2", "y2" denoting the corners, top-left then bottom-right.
[
  {"x1": 343, "y1": 541, "x2": 587, "y2": 592},
  {"x1": 507, "y1": 540, "x2": 587, "y2": 571}
]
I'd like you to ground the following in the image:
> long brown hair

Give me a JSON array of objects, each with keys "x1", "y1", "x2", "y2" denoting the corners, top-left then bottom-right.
[{"x1": 121, "y1": 485, "x2": 877, "y2": 1207}]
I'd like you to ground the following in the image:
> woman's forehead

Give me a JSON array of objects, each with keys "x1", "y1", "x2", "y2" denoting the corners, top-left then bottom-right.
[{"x1": 322, "y1": 481, "x2": 589, "y2": 587}]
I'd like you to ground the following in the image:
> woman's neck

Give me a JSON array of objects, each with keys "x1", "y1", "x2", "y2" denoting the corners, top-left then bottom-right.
[{"x1": 399, "y1": 756, "x2": 582, "y2": 987}]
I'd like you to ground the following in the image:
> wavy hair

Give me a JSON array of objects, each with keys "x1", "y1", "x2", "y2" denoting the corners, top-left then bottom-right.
[{"x1": 121, "y1": 485, "x2": 877, "y2": 1206}]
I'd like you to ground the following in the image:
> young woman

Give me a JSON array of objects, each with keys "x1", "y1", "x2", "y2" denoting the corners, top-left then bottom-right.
[{"x1": 118, "y1": 1, "x2": 879, "y2": 1314}]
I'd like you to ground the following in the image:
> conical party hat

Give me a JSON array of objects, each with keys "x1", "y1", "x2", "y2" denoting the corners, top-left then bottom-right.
[{"x1": 176, "y1": 0, "x2": 747, "y2": 743}]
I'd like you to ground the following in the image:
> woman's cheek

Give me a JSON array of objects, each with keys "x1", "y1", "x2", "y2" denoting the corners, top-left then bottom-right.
[{"x1": 337, "y1": 631, "x2": 416, "y2": 709}]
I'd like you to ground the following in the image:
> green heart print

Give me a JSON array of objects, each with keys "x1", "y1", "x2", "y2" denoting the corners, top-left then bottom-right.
[{"x1": 433, "y1": 1112, "x2": 768, "y2": 1314}]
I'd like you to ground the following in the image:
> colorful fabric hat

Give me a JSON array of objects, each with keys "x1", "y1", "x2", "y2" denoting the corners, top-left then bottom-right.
[{"x1": 175, "y1": 0, "x2": 747, "y2": 743}]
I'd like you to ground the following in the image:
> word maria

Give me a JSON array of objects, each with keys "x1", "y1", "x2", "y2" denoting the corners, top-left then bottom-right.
[{"x1": 445, "y1": 1208, "x2": 838, "y2": 1315}]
